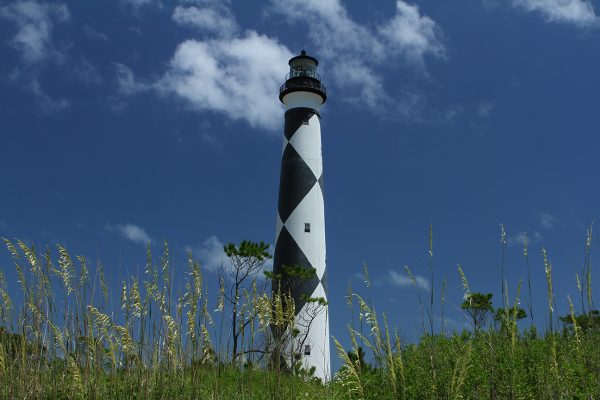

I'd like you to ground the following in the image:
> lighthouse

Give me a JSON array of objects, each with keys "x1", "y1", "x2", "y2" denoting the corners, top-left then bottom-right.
[{"x1": 273, "y1": 50, "x2": 330, "y2": 380}]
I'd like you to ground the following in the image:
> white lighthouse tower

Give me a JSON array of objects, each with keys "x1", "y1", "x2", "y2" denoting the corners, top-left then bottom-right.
[{"x1": 273, "y1": 50, "x2": 330, "y2": 380}]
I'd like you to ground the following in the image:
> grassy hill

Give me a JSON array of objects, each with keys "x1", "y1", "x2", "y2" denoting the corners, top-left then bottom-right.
[{"x1": 0, "y1": 236, "x2": 598, "y2": 399}]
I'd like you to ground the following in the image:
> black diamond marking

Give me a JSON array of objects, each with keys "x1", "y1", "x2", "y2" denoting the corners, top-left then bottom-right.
[
  {"x1": 278, "y1": 144, "x2": 318, "y2": 223},
  {"x1": 284, "y1": 108, "x2": 316, "y2": 141},
  {"x1": 318, "y1": 173, "x2": 324, "y2": 194},
  {"x1": 320, "y1": 268, "x2": 328, "y2": 298},
  {"x1": 273, "y1": 226, "x2": 320, "y2": 316}
]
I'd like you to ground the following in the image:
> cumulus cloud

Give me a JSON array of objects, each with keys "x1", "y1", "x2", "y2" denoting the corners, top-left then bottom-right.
[
  {"x1": 334, "y1": 61, "x2": 390, "y2": 110},
  {"x1": 172, "y1": 2, "x2": 238, "y2": 36},
  {"x1": 512, "y1": 0, "x2": 598, "y2": 27},
  {"x1": 188, "y1": 236, "x2": 273, "y2": 277},
  {"x1": 388, "y1": 270, "x2": 430, "y2": 292},
  {"x1": 155, "y1": 32, "x2": 292, "y2": 131},
  {"x1": 0, "y1": 1, "x2": 74, "y2": 112},
  {"x1": 0, "y1": 0, "x2": 69, "y2": 64},
  {"x1": 116, "y1": 0, "x2": 291, "y2": 132},
  {"x1": 379, "y1": 1, "x2": 446, "y2": 67},
  {"x1": 540, "y1": 212, "x2": 558, "y2": 229},
  {"x1": 108, "y1": 223, "x2": 152, "y2": 245},
  {"x1": 119, "y1": 1, "x2": 445, "y2": 130},
  {"x1": 191, "y1": 235, "x2": 226, "y2": 272},
  {"x1": 270, "y1": 0, "x2": 445, "y2": 110},
  {"x1": 270, "y1": 0, "x2": 383, "y2": 60}
]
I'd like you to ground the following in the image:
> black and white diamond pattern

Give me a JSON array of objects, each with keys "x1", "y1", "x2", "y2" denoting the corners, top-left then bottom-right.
[
  {"x1": 277, "y1": 144, "x2": 316, "y2": 223},
  {"x1": 274, "y1": 107, "x2": 327, "y2": 316},
  {"x1": 284, "y1": 107, "x2": 316, "y2": 141}
]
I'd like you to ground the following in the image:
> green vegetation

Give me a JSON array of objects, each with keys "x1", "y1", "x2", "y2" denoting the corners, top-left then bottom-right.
[{"x1": 0, "y1": 226, "x2": 599, "y2": 399}]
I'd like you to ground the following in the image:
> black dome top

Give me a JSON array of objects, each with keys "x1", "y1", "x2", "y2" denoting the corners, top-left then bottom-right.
[{"x1": 288, "y1": 50, "x2": 319, "y2": 67}]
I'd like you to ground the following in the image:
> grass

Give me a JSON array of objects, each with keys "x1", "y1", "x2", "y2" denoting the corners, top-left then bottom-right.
[{"x1": 0, "y1": 227, "x2": 599, "y2": 399}]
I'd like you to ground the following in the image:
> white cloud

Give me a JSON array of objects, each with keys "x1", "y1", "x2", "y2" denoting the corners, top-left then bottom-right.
[
  {"x1": 270, "y1": 0, "x2": 384, "y2": 60},
  {"x1": 72, "y1": 58, "x2": 103, "y2": 86},
  {"x1": 540, "y1": 212, "x2": 558, "y2": 229},
  {"x1": 388, "y1": 270, "x2": 430, "y2": 292},
  {"x1": 478, "y1": 101, "x2": 494, "y2": 117},
  {"x1": 122, "y1": 0, "x2": 157, "y2": 8},
  {"x1": 115, "y1": 63, "x2": 149, "y2": 95},
  {"x1": 166, "y1": 3, "x2": 288, "y2": 131},
  {"x1": 117, "y1": 1, "x2": 444, "y2": 130},
  {"x1": 270, "y1": 0, "x2": 445, "y2": 111},
  {"x1": 0, "y1": 1, "x2": 74, "y2": 113},
  {"x1": 263, "y1": 257, "x2": 273, "y2": 275},
  {"x1": 512, "y1": 0, "x2": 598, "y2": 27},
  {"x1": 334, "y1": 61, "x2": 389, "y2": 110},
  {"x1": 118, "y1": 0, "x2": 291, "y2": 133},
  {"x1": 5, "y1": 70, "x2": 70, "y2": 112},
  {"x1": 188, "y1": 236, "x2": 273, "y2": 278},
  {"x1": 109, "y1": 223, "x2": 152, "y2": 245},
  {"x1": 192, "y1": 235, "x2": 225, "y2": 272},
  {"x1": 30, "y1": 77, "x2": 69, "y2": 112},
  {"x1": 83, "y1": 24, "x2": 109, "y2": 42},
  {"x1": 379, "y1": 1, "x2": 446, "y2": 67},
  {"x1": 0, "y1": 1, "x2": 69, "y2": 64},
  {"x1": 172, "y1": 4, "x2": 238, "y2": 36},
  {"x1": 507, "y1": 230, "x2": 543, "y2": 247},
  {"x1": 155, "y1": 32, "x2": 292, "y2": 131}
]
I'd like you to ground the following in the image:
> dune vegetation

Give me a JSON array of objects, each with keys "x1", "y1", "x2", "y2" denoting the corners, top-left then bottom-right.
[{"x1": 0, "y1": 225, "x2": 599, "y2": 399}]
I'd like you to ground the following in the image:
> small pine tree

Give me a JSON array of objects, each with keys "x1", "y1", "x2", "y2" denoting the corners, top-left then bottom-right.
[{"x1": 461, "y1": 293, "x2": 494, "y2": 331}]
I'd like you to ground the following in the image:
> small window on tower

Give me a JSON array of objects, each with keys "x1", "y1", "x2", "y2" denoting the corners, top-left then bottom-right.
[
  {"x1": 304, "y1": 223, "x2": 311, "y2": 233},
  {"x1": 304, "y1": 345, "x2": 311, "y2": 356}
]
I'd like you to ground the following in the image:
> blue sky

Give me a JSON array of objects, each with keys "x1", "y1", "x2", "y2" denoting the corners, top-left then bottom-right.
[{"x1": 1, "y1": 0, "x2": 600, "y2": 361}]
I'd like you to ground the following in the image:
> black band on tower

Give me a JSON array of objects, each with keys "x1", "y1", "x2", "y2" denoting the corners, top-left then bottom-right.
[
  {"x1": 277, "y1": 143, "x2": 318, "y2": 223},
  {"x1": 284, "y1": 108, "x2": 318, "y2": 140},
  {"x1": 273, "y1": 226, "x2": 321, "y2": 315}
]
